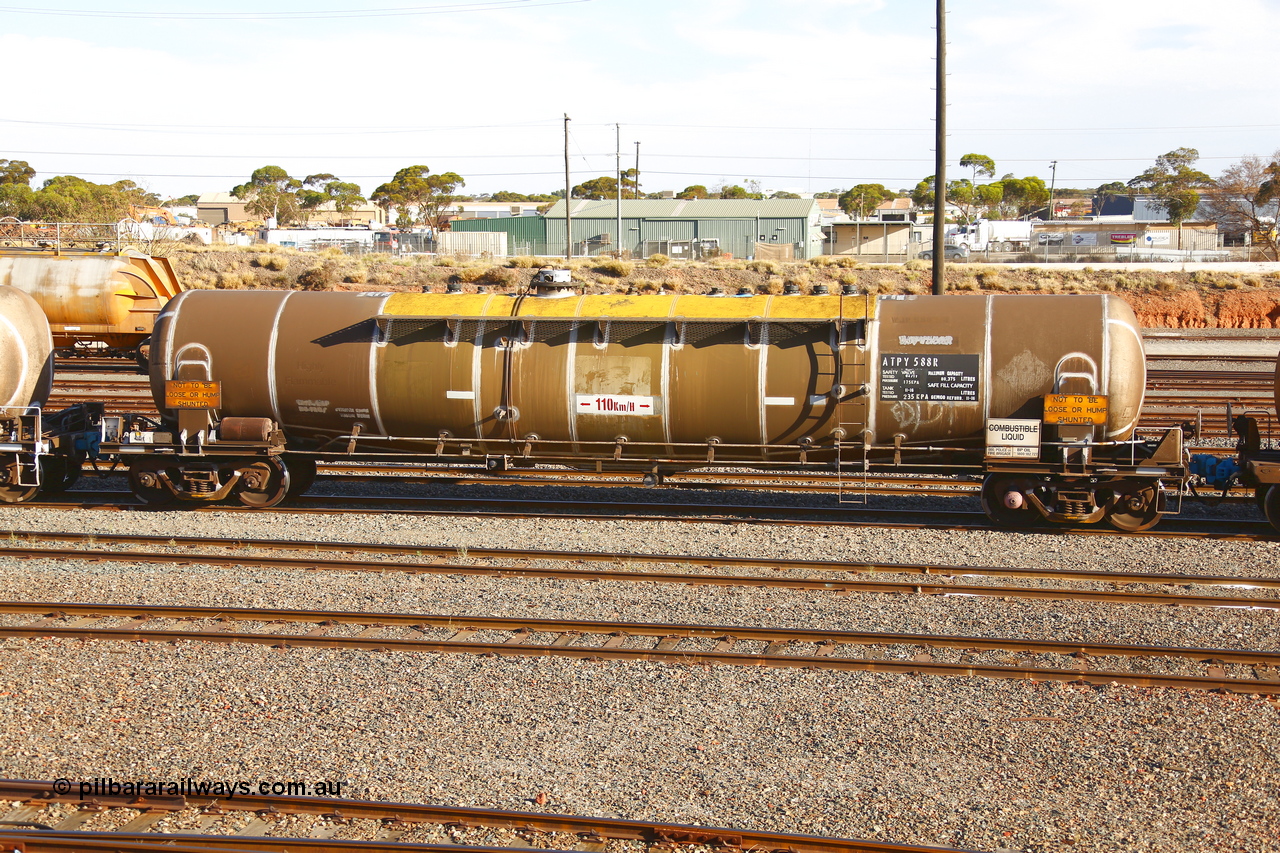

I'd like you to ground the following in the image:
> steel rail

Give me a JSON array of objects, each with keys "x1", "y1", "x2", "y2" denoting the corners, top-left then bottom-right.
[
  {"x1": 1, "y1": 542, "x2": 1277, "y2": 610},
  {"x1": 0, "y1": 834, "x2": 557, "y2": 853},
  {"x1": 3, "y1": 602, "x2": 1277, "y2": 693},
  {"x1": 13, "y1": 492, "x2": 1276, "y2": 541},
  {"x1": 0, "y1": 780, "x2": 978, "y2": 853},
  {"x1": 3, "y1": 528, "x2": 1277, "y2": 590}
]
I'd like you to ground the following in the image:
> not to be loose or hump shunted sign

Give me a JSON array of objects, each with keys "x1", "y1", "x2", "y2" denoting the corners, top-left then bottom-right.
[
  {"x1": 165, "y1": 380, "x2": 221, "y2": 410},
  {"x1": 1044, "y1": 394, "x2": 1108, "y2": 425}
]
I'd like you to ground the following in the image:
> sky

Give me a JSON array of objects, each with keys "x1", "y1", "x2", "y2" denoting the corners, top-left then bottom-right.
[{"x1": 1, "y1": 0, "x2": 1278, "y2": 202}]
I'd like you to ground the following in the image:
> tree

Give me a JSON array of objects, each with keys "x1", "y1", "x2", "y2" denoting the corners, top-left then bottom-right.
[
  {"x1": 1205, "y1": 152, "x2": 1280, "y2": 260},
  {"x1": 371, "y1": 165, "x2": 466, "y2": 229},
  {"x1": 1093, "y1": 181, "x2": 1128, "y2": 214},
  {"x1": 910, "y1": 176, "x2": 935, "y2": 209},
  {"x1": 166, "y1": 194, "x2": 201, "y2": 206},
  {"x1": 719, "y1": 184, "x2": 751, "y2": 199},
  {"x1": 1128, "y1": 147, "x2": 1212, "y2": 228},
  {"x1": 297, "y1": 173, "x2": 366, "y2": 223},
  {"x1": 677, "y1": 184, "x2": 708, "y2": 199},
  {"x1": 572, "y1": 176, "x2": 618, "y2": 200},
  {"x1": 997, "y1": 175, "x2": 1049, "y2": 218},
  {"x1": 0, "y1": 159, "x2": 35, "y2": 186},
  {"x1": 771, "y1": 191, "x2": 801, "y2": 199},
  {"x1": 959, "y1": 153, "x2": 996, "y2": 185},
  {"x1": 232, "y1": 166, "x2": 301, "y2": 224},
  {"x1": 838, "y1": 183, "x2": 891, "y2": 218}
]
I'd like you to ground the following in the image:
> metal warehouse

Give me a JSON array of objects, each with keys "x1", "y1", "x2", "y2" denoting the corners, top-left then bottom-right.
[{"x1": 454, "y1": 198, "x2": 825, "y2": 260}]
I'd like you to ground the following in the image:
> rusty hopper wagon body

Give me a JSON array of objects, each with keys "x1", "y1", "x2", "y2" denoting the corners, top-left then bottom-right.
[
  {"x1": 127, "y1": 287, "x2": 1186, "y2": 530},
  {"x1": 0, "y1": 248, "x2": 182, "y2": 363}
]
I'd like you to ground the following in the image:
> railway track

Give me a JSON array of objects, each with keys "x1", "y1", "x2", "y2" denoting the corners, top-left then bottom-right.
[
  {"x1": 21, "y1": 488, "x2": 1275, "y2": 540},
  {"x1": 0, "y1": 780, "x2": 974, "y2": 853},
  {"x1": 2, "y1": 531, "x2": 1277, "y2": 608},
  {"x1": 3, "y1": 600, "x2": 1276, "y2": 693}
]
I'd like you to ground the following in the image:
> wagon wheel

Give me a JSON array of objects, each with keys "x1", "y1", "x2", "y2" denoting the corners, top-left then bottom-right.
[
  {"x1": 236, "y1": 457, "x2": 291, "y2": 507},
  {"x1": 1257, "y1": 487, "x2": 1270, "y2": 515},
  {"x1": 38, "y1": 455, "x2": 81, "y2": 494},
  {"x1": 134, "y1": 337, "x2": 151, "y2": 375},
  {"x1": 1264, "y1": 485, "x2": 1280, "y2": 533},
  {"x1": 128, "y1": 459, "x2": 178, "y2": 505},
  {"x1": 979, "y1": 475, "x2": 1041, "y2": 528},
  {"x1": 282, "y1": 455, "x2": 317, "y2": 498},
  {"x1": 0, "y1": 481, "x2": 40, "y2": 503},
  {"x1": 1106, "y1": 480, "x2": 1161, "y2": 532}
]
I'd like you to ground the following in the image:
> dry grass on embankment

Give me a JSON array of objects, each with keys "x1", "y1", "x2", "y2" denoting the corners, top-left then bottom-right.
[{"x1": 165, "y1": 245, "x2": 1280, "y2": 329}]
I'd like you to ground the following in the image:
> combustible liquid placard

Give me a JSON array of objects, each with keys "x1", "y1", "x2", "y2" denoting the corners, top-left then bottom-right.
[
  {"x1": 1043, "y1": 394, "x2": 1108, "y2": 425},
  {"x1": 165, "y1": 380, "x2": 222, "y2": 410},
  {"x1": 575, "y1": 395, "x2": 658, "y2": 416}
]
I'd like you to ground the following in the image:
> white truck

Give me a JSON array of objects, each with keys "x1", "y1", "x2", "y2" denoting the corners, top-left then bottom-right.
[{"x1": 945, "y1": 219, "x2": 1033, "y2": 253}]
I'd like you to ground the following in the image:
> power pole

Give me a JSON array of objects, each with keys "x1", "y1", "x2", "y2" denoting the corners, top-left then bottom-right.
[
  {"x1": 634, "y1": 141, "x2": 641, "y2": 199},
  {"x1": 615, "y1": 123, "x2": 622, "y2": 257},
  {"x1": 932, "y1": 0, "x2": 947, "y2": 296},
  {"x1": 564, "y1": 113, "x2": 571, "y2": 261},
  {"x1": 1048, "y1": 159, "x2": 1058, "y2": 220}
]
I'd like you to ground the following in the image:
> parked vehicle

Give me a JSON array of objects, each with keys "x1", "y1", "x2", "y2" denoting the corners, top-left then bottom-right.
[
  {"x1": 918, "y1": 245, "x2": 970, "y2": 260},
  {"x1": 946, "y1": 219, "x2": 1033, "y2": 252}
]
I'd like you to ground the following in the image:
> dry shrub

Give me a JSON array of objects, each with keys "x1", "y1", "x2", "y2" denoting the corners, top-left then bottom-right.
[
  {"x1": 1155, "y1": 276, "x2": 1180, "y2": 293},
  {"x1": 296, "y1": 265, "x2": 333, "y2": 291},
  {"x1": 903, "y1": 281, "x2": 928, "y2": 295},
  {"x1": 508, "y1": 255, "x2": 540, "y2": 268},
  {"x1": 903, "y1": 259, "x2": 928, "y2": 271},
  {"x1": 646, "y1": 253, "x2": 670, "y2": 267},
  {"x1": 478, "y1": 266, "x2": 518, "y2": 289},
  {"x1": 785, "y1": 272, "x2": 810, "y2": 290},
  {"x1": 835, "y1": 256, "x2": 860, "y2": 268},
  {"x1": 952, "y1": 275, "x2": 978, "y2": 292},
  {"x1": 217, "y1": 271, "x2": 252, "y2": 289},
  {"x1": 318, "y1": 247, "x2": 345, "y2": 259},
  {"x1": 808, "y1": 256, "x2": 838, "y2": 268},
  {"x1": 455, "y1": 266, "x2": 490, "y2": 283},
  {"x1": 594, "y1": 257, "x2": 634, "y2": 277},
  {"x1": 342, "y1": 267, "x2": 368, "y2": 284},
  {"x1": 747, "y1": 259, "x2": 781, "y2": 275},
  {"x1": 252, "y1": 254, "x2": 288, "y2": 271},
  {"x1": 838, "y1": 271, "x2": 859, "y2": 287},
  {"x1": 433, "y1": 255, "x2": 460, "y2": 267},
  {"x1": 976, "y1": 269, "x2": 1003, "y2": 290},
  {"x1": 764, "y1": 276, "x2": 784, "y2": 294},
  {"x1": 370, "y1": 271, "x2": 395, "y2": 287}
]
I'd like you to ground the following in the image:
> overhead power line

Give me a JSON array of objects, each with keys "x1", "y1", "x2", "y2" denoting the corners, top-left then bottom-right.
[{"x1": 0, "y1": 0, "x2": 591, "y2": 20}]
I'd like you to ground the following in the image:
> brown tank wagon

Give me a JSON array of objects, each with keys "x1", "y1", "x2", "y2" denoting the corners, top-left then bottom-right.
[
  {"x1": 137, "y1": 287, "x2": 1186, "y2": 528},
  {"x1": 0, "y1": 247, "x2": 182, "y2": 365},
  {"x1": 0, "y1": 284, "x2": 55, "y2": 501}
]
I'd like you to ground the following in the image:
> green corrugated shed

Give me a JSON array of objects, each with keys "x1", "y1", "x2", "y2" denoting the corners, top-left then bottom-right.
[
  {"x1": 450, "y1": 216, "x2": 547, "y2": 253},
  {"x1": 542, "y1": 198, "x2": 823, "y2": 259}
]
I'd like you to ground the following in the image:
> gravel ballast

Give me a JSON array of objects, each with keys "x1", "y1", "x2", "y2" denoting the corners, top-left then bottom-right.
[{"x1": 1, "y1": 502, "x2": 1278, "y2": 852}]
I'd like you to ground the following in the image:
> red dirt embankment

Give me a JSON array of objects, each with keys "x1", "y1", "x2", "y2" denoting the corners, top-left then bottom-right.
[{"x1": 1120, "y1": 291, "x2": 1280, "y2": 328}]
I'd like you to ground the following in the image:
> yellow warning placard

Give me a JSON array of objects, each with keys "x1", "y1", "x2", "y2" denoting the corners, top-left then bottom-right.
[
  {"x1": 1044, "y1": 394, "x2": 1107, "y2": 425},
  {"x1": 165, "y1": 380, "x2": 221, "y2": 410}
]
